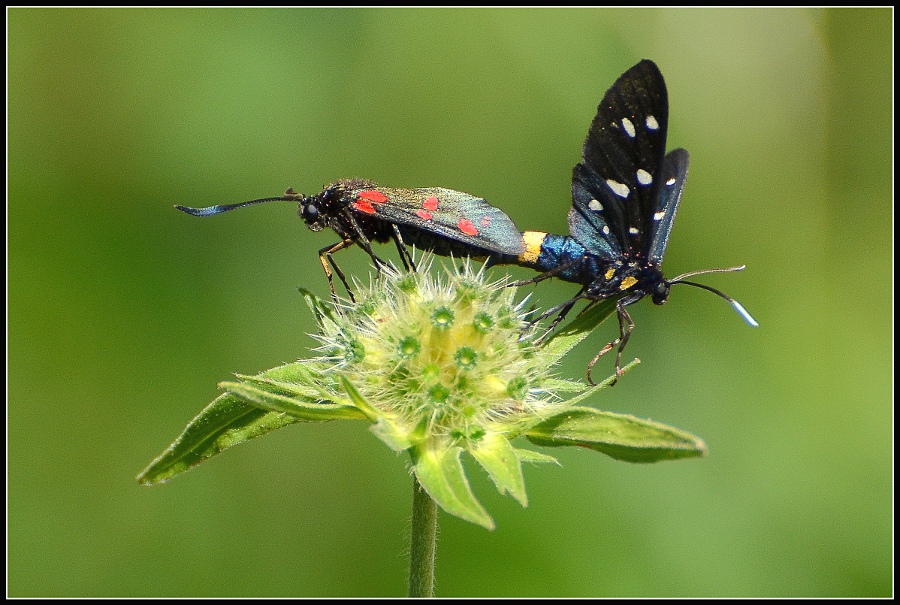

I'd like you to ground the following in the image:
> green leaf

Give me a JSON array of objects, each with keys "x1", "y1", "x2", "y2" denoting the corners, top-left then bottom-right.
[
  {"x1": 246, "y1": 359, "x2": 329, "y2": 380},
  {"x1": 541, "y1": 299, "x2": 618, "y2": 361},
  {"x1": 235, "y1": 360, "x2": 335, "y2": 399},
  {"x1": 220, "y1": 381, "x2": 365, "y2": 421},
  {"x1": 300, "y1": 287, "x2": 341, "y2": 332},
  {"x1": 336, "y1": 376, "x2": 415, "y2": 451},
  {"x1": 339, "y1": 376, "x2": 381, "y2": 422},
  {"x1": 514, "y1": 360, "x2": 639, "y2": 437},
  {"x1": 410, "y1": 443, "x2": 494, "y2": 530},
  {"x1": 538, "y1": 377, "x2": 590, "y2": 393},
  {"x1": 234, "y1": 361, "x2": 367, "y2": 412},
  {"x1": 514, "y1": 448, "x2": 560, "y2": 465},
  {"x1": 369, "y1": 418, "x2": 415, "y2": 452},
  {"x1": 137, "y1": 393, "x2": 302, "y2": 486},
  {"x1": 469, "y1": 433, "x2": 528, "y2": 506},
  {"x1": 525, "y1": 406, "x2": 708, "y2": 463}
]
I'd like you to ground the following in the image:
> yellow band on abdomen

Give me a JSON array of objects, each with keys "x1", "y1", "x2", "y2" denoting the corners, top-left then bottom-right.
[{"x1": 518, "y1": 231, "x2": 547, "y2": 265}]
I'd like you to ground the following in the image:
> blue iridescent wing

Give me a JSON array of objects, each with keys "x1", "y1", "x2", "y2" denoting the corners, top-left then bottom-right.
[{"x1": 568, "y1": 59, "x2": 670, "y2": 261}]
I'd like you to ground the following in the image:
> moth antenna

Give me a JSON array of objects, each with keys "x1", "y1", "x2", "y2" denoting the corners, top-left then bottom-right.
[
  {"x1": 669, "y1": 278, "x2": 759, "y2": 327},
  {"x1": 175, "y1": 190, "x2": 304, "y2": 217},
  {"x1": 669, "y1": 265, "x2": 746, "y2": 282}
]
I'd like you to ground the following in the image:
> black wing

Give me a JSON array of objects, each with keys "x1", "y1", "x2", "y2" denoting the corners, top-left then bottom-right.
[
  {"x1": 568, "y1": 59, "x2": 670, "y2": 262},
  {"x1": 648, "y1": 148, "x2": 689, "y2": 264}
]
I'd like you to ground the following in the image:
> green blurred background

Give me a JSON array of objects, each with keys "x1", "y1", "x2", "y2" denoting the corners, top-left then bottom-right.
[{"x1": 8, "y1": 8, "x2": 891, "y2": 597}]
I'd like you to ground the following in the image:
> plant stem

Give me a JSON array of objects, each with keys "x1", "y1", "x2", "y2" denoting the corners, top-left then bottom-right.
[{"x1": 407, "y1": 476, "x2": 438, "y2": 597}]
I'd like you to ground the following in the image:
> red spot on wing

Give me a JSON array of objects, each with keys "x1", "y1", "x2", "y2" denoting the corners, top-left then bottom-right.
[
  {"x1": 357, "y1": 190, "x2": 388, "y2": 204},
  {"x1": 458, "y1": 218, "x2": 479, "y2": 236},
  {"x1": 422, "y1": 196, "x2": 439, "y2": 211},
  {"x1": 354, "y1": 190, "x2": 388, "y2": 215},
  {"x1": 480, "y1": 216, "x2": 491, "y2": 227},
  {"x1": 352, "y1": 200, "x2": 377, "y2": 215},
  {"x1": 417, "y1": 210, "x2": 433, "y2": 221}
]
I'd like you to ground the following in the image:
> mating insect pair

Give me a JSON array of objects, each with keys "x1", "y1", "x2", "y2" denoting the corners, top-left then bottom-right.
[{"x1": 177, "y1": 59, "x2": 758, "y2": 383}]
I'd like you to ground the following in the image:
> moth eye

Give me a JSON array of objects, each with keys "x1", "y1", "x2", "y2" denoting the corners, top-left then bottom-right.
[{"x1": 302, "y1": 204, "x2": 319, "y2": 223}]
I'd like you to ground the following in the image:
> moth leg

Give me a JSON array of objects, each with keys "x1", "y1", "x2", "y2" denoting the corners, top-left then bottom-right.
[
  {"x1": 390, "y1": 224, "x2": 416, "y2": 273},
  {"x1": 527, "y1": 289, "x2": 586, "y2": 325},
  {"x1": 586, "y1": 293, "x2": 639, "y2": 386},
  {"x1": 532, "y1": 290, "x2": 588, "y2": 345},
  {"x1": 342, "y1": 211, "x2": 390, "y2": 275},
  {"x1": 509, "y1": 255, "x2": 585, "y2": 288},
  {"x1": 319, "y1": 239, "x2": 356, "y2": 303}
]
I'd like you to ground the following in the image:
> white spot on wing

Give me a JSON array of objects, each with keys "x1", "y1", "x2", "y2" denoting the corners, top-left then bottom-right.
[
  {"x1": 621, "y1": 117, "x2": 635, "y2": 138},
  {"x1": 653, "y1": 210, "x2": 666, "y2": 221},
  {"x1": 602, "y1": 225, "x2": 610, "y2": 235},
  {"x1": 665, "y1": 177, "x2": 676, "y2": 186},
  {"x1": 636, "y1": 169, "x2": 652, "y2": 185},
  {"x1": 606, "y1": 179, "x2": 629, "y2": 199},
  {"x1": 629, "y1": 227, "x2": 639, "y2": 235},
  {"x1": 646, "y1": 115, "x2": 659, "y2": 130},
  {"x1": 588, "y1": 199, "x2": 603, "y2": 212}
]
